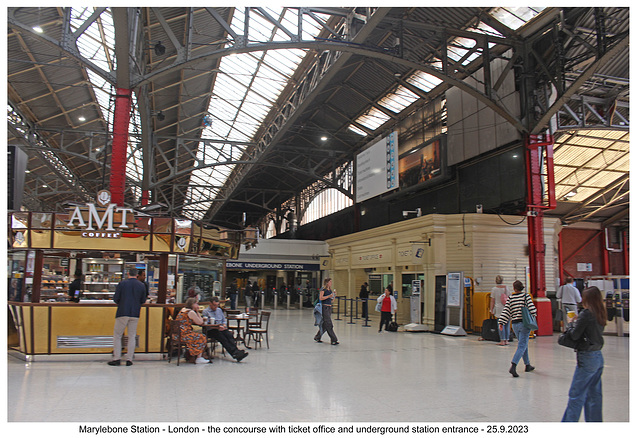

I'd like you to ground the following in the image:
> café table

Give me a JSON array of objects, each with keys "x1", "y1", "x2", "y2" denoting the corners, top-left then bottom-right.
[{"x1": 226, "y1": 313, "x2": 251, "y2": 348}]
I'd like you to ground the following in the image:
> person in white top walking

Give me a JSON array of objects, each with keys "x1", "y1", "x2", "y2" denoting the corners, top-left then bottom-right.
[
  {"x1": 557, "y1": 276, "x2": 582, "y2": 332},
  {"x1": 489, "y1": 275, "x2": 510, "y2": 345}
]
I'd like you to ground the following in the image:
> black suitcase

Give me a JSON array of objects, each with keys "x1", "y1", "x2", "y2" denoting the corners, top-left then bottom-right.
[
  {"x1": 481, "y1": 318, "x2": 500, "y2": 342},
  {"x1": 387, "y1": 321, "x2": 399, "y2": 332}
]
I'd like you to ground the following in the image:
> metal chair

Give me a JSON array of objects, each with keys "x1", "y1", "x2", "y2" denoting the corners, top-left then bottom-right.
[{"x1": 246, "y1": 311, "x2": 271, "y2": 349}]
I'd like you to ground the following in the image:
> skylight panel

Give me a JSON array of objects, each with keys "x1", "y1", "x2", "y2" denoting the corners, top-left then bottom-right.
[
  {"x1": 448, "y1": 36, "x2": 481, "y2": 65},
  {"x1": 70, "y1": 7, "x2": 115, "y2": 72},
  {"x1": 406, "y1": 71, "x2": 442, "y2": 93},
  {"x1": 184, "y1": 7, "x2": 329, "y2": 219},
  {"x1": 379, "y1": 85, "x2": 420, "y2": 113},
  {"x1": 356, "y1": 107, "x2": 391, "y2": 131},
  {"x1": 347, "y1": 125, "x2": 369, "y2": 136},
  {"x1": 490, "y1": 7, "x2": 545, "y2": 30}
]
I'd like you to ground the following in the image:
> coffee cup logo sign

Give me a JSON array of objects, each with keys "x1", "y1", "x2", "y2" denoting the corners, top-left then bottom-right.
[
  {"x1": 66, "y1": 191, "x2": 134, "y2": 239},
  {"x1": 96, "y1": 190, "x2": 111, "y2": 206},
  {"x1": 177, "y1": 236, "x2": 187, "y2": 250},
  {"x1": 15, "y1": 231, "x2": 25, "y2": 245}
]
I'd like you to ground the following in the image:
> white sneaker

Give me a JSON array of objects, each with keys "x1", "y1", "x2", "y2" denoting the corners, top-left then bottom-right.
[{"x1": 195, "y1": 357, "x2": 209, "y2": 364}]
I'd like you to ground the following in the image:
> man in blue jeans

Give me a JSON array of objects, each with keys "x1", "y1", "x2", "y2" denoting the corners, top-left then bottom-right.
[{"x1": 108, "y1": 268, "x2": 147, "y2": 366}]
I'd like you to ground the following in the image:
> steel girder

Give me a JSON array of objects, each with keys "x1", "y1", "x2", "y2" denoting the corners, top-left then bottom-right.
[{"x1": 8, "y1": 7, "x2": 629, "y2": 224}]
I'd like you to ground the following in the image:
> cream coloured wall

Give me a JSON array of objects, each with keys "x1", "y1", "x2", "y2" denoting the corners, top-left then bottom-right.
[{"x1": 326, "y1": 213, "x2": 559, "y2": 330}]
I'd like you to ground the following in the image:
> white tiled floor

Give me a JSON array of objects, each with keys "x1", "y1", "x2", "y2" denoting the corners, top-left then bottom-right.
[{"x1": 6, "y1": 308, "x2": 630, "y2": 425}]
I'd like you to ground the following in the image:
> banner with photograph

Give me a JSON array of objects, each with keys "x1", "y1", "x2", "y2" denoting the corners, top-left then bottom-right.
[{"x1": 399, "y1": 136, "x2": 443, "y2": 189}]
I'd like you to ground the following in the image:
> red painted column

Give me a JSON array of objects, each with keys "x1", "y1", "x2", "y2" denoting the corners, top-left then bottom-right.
[
  {"x1": 525, "y1": 134, "x2": 555, "y2": 335},
  {"x1": 601, "y1": 231, "x2": 610, "y2": 275},
  {"x1": 109, "y1": 88, "x2": 133, "y2": 206},
  {"x1": 623, "y1": 230, "x2": 629, "y2": 275}
]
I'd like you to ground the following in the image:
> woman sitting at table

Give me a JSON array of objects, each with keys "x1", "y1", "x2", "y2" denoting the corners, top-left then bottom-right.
[
  {"x1": 202, "y1": 296, "x2": 249, "y2": 362},
  {"x1": 175, "y1": 298, "x2": 209, "y2": 364}
]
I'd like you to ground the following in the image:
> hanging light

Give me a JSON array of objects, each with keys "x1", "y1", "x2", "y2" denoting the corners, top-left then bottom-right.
[{"x1": 33, "y1": 8, "x2": 43, "y2": 33}]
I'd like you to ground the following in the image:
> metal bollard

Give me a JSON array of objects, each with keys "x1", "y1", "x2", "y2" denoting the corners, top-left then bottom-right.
[
  {"x1": 348, "y1": 298, "x2": 355, "y2": 324},
  {"x1": 363, "y1": 298, "x2": 371, "y2": 327}
]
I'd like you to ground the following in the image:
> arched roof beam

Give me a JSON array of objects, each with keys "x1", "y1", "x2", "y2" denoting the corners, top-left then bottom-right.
[{"x1": 135, "y1": 40, "x2": 526, "y2": 133}]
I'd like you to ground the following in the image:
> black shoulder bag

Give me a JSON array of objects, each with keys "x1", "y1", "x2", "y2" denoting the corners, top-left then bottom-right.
[{"x1": 558, "y1": 328, "x2": 589, "y2": 350}]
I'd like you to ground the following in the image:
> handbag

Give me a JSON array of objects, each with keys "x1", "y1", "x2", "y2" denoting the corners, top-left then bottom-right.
[
  {"x1": 521, "y1": 297, "x2": 538, "y2": 331},
  {"x1": 375, "y1": 301, "x2": 382, "y2": 312},
  {"x1": 558, "y1": 325, "x2": 590, "y2": 350},
  {"x1": 558, "y1": 331, "x2": 584, "y2": 349}
]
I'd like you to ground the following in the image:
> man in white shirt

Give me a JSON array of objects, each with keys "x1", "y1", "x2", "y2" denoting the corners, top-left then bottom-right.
[{"x1": 557, "y1": 276, "x2": 582, "y2": 332}]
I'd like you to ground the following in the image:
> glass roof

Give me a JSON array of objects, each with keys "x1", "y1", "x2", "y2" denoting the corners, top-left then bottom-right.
[
  {"x1": 184, "y1": 8, "x2": 330, "y2": 220},
  {"x1": 348, "y1": 7, "x2": 544, "y2": 136},
  {"x1": 69, "y1": 6, "x2": 545, "y2": 218}
]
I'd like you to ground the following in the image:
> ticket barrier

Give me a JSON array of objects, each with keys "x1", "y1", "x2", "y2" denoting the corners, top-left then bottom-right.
[{"x1": 605, "y1": 291, "x2": 629, "y2": 336}]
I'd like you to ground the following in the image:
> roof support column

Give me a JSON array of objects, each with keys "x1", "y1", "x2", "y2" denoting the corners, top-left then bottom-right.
[
  {"x1": 109, "y1": 88, "x2": 133, "y2": 206},
  {"x1": 525, "y1": 134, "x2": 555, "y2": 336}
]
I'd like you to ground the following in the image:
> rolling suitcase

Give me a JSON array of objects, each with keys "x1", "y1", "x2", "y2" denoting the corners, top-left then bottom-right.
[{"x1": 481, "y1": 318, "x2": 500, "y2": 342}]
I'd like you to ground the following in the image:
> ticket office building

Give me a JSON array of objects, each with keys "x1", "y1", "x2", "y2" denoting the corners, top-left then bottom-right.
[{"x1": 326, "y1": 212, "x2": 559, "y2": 331}]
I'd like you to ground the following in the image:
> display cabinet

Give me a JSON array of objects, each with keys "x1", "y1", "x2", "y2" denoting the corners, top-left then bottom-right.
[
  {"x1": 40, "y1": 274, "x2": 69, "y2": 301},
  {"x1": 82, "y1": 259, "x2": 124, "y2": 300}
]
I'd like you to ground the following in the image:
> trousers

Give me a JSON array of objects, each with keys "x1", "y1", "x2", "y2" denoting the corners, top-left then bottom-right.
[
  {"x1": 510, "y1": 322, "x2": 532, "y2": 366},
  {"x1": 207, "y1": 328, "x2": 240, "y2": 357},
  {"x1": 113, "y1": 316, "x2": 139, "y2": 361},
  {"x1": 562, "y1": 350, "x2": 604, "y2": 422},
  {"x1": 315, "y1": 305, "x2": 337, "y2": 343},
  {"x1": 379, "y1": 311, "x2": 392, "y2": 331}
]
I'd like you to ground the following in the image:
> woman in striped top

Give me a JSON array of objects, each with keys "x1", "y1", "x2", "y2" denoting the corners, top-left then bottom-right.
[{"x1": 499, "y1": 280, "x2": 537, "y2": 377}]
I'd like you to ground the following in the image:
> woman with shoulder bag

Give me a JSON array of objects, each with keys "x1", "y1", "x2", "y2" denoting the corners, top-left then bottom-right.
[
  {"x1": 561, "y1": 286, "x2": 607, "y2": 422},
  {"x1": 313, "y1": 278, "x2": 339, "y2": 345},
  {"x1": 498, "y1": 280, "x2": 537, "y2": 377}
]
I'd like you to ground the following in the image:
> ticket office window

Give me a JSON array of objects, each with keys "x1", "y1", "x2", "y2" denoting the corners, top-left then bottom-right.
[{"x1": 368, "y1": 274, "x2": 394, "y2": 296}]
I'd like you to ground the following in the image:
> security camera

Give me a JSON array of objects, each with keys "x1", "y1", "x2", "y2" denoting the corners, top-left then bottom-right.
[{"x1": 403, "y1": 211, "x2": 410, "y2": 218}]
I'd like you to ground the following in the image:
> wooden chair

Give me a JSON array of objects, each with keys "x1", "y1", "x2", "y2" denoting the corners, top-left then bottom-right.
[
  {"x1": 246, "y1": 311, "x2": 271, "y2": 349},
  {"x1": 167, "y1": 319, "x2": 187, "y2": 366},
  {"x1": 247, "y1": 309, "x2": 261, "y2": 329}
]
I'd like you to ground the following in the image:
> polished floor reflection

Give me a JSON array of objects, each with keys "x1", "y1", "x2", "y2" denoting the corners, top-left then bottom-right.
[{"x1": 7, "y1": 308, "x2": 629, "y2": 423}]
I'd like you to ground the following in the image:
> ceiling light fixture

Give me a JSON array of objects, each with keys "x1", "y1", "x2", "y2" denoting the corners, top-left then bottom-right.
[
  {"x1": 320, "y1": 136, "x2": 328, "y2": 141},
  {"x1": 33, "y1": 8, "x2": 43, "y2": 33},
  {"x1": 78, "y1": 116, "x2": 86, "y2": 122}
]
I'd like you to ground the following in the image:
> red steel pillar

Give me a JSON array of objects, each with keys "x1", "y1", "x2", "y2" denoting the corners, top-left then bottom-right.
[
  {"x1": 109, "y1": 88, "x2": 133, "y2": 206},
  {"x1": 525, "y1": 134, "x2": 555, "y2": 335}
]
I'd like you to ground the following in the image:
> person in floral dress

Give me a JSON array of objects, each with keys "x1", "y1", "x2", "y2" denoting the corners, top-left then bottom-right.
[{"x1": 175, "y1": 297, "x2": 209, "y2": 364}]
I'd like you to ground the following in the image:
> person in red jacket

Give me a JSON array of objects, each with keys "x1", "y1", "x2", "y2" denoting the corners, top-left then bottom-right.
[{"x1": 377, "y1": 285, "x2": 397, "y2": 332}]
